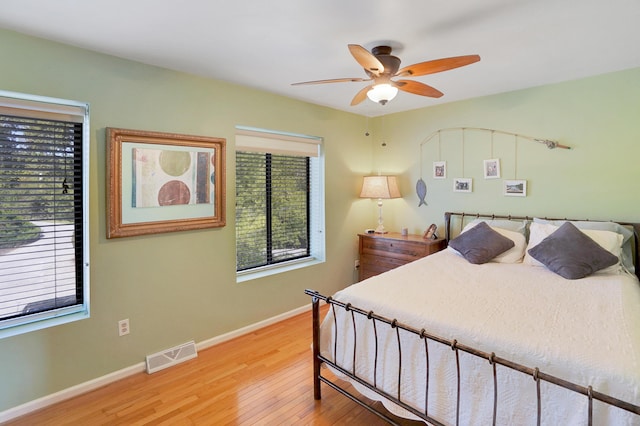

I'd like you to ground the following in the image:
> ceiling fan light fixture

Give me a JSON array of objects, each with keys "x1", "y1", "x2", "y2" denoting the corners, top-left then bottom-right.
[
  {"x1": 292, "y1": 44, "x2": 480, "y2": 107},
  {"x1": 367, "y1": 83, "x2": 398, "y2": 105}
]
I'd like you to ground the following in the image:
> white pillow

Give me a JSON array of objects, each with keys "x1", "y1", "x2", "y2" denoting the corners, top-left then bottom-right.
[
  {"x1": 533, "y1": 218, "x2": 635, "y2": 274},
  {"x1": 460, "y1": 222, "x2": 527, "y2": 263},
  {"x1": 524, "y1": 222, "x2": 624, "y2": 271},
  {"x1": 465, "y1": 218, "x2": 527, "y2": 235}
]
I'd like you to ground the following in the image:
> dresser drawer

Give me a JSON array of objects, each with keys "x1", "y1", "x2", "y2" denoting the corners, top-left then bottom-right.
[
  {"x1": 360, "y1": 253, "x2": 409, "y2": 272},
  {"x1": 358, "y1": 232, "x2": 446, "y2": 281},
  {"x1": 361, "y1": 238, "x2": 429, "y2": 262}
]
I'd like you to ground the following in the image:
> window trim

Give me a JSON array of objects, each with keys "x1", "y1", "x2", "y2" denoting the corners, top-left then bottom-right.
[
  {"x1": 235, "y1": 126, "x2": 325, "y2": 283},
  {"x1": 0, "y1": 90, "x2": 90, "y2": 339}
]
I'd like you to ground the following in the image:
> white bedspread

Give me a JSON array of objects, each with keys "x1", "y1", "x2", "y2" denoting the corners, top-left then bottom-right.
[{"x1": 320, "y1": 248, "x2": 640, "y2": 425}]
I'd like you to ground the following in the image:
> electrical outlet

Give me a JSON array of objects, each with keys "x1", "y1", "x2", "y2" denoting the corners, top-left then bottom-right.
[
  {"x1": 118, "y1": 319, "x2": 130, "y2": 336},
  {"x1": 354, "y1": 259, "x2": 360, "y2": 270}
]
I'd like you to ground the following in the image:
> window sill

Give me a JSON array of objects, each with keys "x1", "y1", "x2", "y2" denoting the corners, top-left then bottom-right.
[
  {"x1": 237, "y1": 256, "x2": 325, "y2": 283},
  {"x1": 0, "y1": 307, "x2": 89, "y2": 339}
]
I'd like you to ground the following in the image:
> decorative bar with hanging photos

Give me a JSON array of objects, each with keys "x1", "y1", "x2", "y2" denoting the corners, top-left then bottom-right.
[{"x1": 416, "y1": 127, "x2": 570, "y2": 205}]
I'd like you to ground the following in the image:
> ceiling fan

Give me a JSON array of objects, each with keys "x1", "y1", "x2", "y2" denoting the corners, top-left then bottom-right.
[{"x1": 292, "y1": 44, "x2": 480, "y2": 106}]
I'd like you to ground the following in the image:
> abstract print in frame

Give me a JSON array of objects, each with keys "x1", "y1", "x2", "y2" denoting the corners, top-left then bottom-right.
[
  {"x1": 132, "y1": 148, "x2": 212, "y2": 207},
  {"x1": 107, "y1": 128, "x2": 226, "y2": 238}
]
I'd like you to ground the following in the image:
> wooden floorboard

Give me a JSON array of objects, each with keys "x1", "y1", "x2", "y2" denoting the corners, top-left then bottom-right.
[{"x1": 4, "y1": 305, "x2": 424, "y2": 425}]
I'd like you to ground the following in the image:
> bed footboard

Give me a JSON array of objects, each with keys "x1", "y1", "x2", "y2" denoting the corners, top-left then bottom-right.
[{"x1": 306, "y1": 289, "x2": 640, "y2": 425}]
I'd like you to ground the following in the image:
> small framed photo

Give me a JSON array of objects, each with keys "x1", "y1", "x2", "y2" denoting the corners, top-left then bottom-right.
[
  {"x1": 483, "y1": 159, "x2": 500, "y2": 179},
  {"x1": 504, "y1": 180, "x2": 527, "y2": 197},
  {"x1": 433, "y1": 161, "x2": 446, "y2": 179},
  {"x1": 423, "y1": 223, "x2": 438, "y2": 240},
  {"x1": 453, "y1": 178, "x2": 473, "y2": 193}
]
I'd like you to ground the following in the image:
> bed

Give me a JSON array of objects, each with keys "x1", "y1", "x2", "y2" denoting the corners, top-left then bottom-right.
[{"x1": 306, "y1": 212, "x2": 640, "y2": 425}]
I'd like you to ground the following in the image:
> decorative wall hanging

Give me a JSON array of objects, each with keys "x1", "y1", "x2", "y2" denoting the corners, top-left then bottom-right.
[
  {"x1": 453, "y1": 129, "x2": 473, "y2": 193},
  {"x1": 452, "y1": 128, "x2": 472, "y2": 193},
  {"x1": 483, "y1": 159, "x2": 500, "y2": 179},
  {"x1": 106, "y1": 128, "x2": 226, "y2": 238},
  {"x1": 417, "y1": 127, "x2": 569, "y2": 205},
  {"x1": 504, "y1": 134, "x2": 527, "y2": 197},
  {"x1": 504, "y1": 180, "x2": 527, "y2": 197},
  {"x1": 483, "y1": 131, "x2": 501, "y2": 179},
  {"x1": 433, "y1": 161, "x2": 446, "y2": 179},
  {"x1": 416, "y1": 178, "x2": 427, "y2": 206},
  {"x1": 453, "y1": 178, "x2": 473, "y2": 193}
]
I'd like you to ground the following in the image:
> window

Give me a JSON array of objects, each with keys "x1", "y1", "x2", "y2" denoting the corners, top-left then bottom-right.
[
  {"x1": 235, "y1": 127, "x2": 324, "y2": 280},
  {"x1": 0, "y1": 90, "x2": 89, "y2": 338}
]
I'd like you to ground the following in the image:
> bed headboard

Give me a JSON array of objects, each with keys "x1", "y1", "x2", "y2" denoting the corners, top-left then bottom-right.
[{"x1": 444, "y1": 211, "x2": 640, "y2": 281}]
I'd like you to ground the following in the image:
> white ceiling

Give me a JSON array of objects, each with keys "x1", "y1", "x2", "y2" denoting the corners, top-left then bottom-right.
[{"x1": 1, "y1": 0, "x2": 639, "y2": 117}]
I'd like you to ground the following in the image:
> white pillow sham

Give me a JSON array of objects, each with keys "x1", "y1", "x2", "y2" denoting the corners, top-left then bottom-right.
[
  {"x1": 465, "y1": 218, "x2": 528, "y2": 235},
  {"x1": 533, "y1": 218, "x2": 634, "y2": 273},
  {"x1": 459, "y1": 222, "x2": 527, "y2": 263},
  {"x1": 524, "y1": 222, "x2": 624, "y2": 272}
]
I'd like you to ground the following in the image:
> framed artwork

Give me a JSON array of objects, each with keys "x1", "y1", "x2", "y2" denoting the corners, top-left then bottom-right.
[
  {"x1": 453, "y1": 178, "x2": 473, "y2": 193},
  {"x1": 504, "y1": 179, "x2": 527, "y2": 197},
  {"x1": 423, "y1": 223, "x2": 438, "y2": 240},
  {"x1": 483, "y1": 158, "x2": 501, "y2": 179},
  {"x1": 433, "y1": 161, "x2": 447, "y2": 179},
  {"x1": 106, "y1": 128, "x2": 226, "y2": 238}
]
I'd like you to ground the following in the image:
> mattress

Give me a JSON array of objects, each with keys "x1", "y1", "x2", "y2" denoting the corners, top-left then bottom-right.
[{"x1": 319, "y1": 248, "x2": 640, "y2": 425}]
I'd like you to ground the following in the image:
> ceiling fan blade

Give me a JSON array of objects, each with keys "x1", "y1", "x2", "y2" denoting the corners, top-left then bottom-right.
[
  {"x1": 393, "y1": 80, "x2": 444, "y2": 98},
  {"x1": 351, "y1": 85, "x2": 373, "y2": 106},
  {"x1": 348, "y1": 44, "x2": 384, "y2": 76},
  {"x1": 396, "y1": 55, "x2": 480, "y2": 77},
  {"x1": 291, "y1": 77, "x2": 370, "y2": 86}
]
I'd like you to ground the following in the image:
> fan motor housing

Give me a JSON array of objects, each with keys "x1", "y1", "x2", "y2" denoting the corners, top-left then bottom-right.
[{"x1": 370, "y1": 46, "x2": 401, "y2": 77}]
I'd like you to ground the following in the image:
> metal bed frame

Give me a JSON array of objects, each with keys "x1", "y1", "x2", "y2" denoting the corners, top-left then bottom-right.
[{"x1": 306, "y1": 212, "x2": 640, "y2": 425}]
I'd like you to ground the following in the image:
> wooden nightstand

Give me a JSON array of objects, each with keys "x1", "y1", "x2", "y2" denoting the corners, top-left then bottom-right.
[{"x1": 358, "y1": 233, "x2": 447, "y2": 281}]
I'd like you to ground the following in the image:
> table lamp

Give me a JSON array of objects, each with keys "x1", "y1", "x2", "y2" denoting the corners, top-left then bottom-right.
[{"x1": 359, "y1": 175, "x2": 401, "y2": 233}]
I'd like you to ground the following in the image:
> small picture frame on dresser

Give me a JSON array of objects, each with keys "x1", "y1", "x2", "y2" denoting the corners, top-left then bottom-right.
[{"x1": 423, "y1": 224, "x2": 437, "y2": 239}]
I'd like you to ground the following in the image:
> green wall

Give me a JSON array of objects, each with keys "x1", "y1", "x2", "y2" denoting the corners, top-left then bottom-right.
[
  {"x1": 366, "y1": 68, "x2": 640, "y2": 235},
  {"x1": 1, "y1": 26, "x2": 639, "y2": 414},
  {"x1": 0, "y1": 29, "x2": 370, "y2": 411}
]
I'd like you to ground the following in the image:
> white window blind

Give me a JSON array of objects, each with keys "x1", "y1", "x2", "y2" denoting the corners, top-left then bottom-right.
[
  {"x1": 235, "y1": 129, "x2": 320, "y2": 157},
  {"x1": 0, "y1": 90, "x2": 89, "y2": 338},
  {"x1": 235, "y1": 127, "x2": 324, "y2": 275}
]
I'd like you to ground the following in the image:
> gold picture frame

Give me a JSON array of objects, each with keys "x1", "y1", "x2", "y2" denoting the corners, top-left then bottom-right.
[{"x1": 106, "y1": 128, "x2": 226, "y2": 238}]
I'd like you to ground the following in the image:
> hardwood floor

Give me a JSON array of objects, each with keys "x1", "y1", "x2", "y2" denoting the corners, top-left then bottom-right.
[{"x1": 5, "y1": 305, "x2": 423, "y2": 425}]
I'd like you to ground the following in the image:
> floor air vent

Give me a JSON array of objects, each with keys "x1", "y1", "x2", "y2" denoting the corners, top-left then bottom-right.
[{"x1": 146, "y1": 340, "x2": 197, "y2": 374}]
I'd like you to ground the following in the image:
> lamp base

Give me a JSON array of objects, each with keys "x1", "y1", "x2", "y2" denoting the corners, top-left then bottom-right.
[{"x1": 374, "y1": 224, "x2": 387, "y2": 234}]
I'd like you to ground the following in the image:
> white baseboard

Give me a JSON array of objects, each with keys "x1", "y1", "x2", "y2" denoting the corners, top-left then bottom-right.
[
  {"x1": 196, "y1": 303, "x2": 312, "y2": 351},
  {"x1": 0, "y1": 303, "x2": 314, "y2": 423},
  {"x1": 0, "y1": 363, "x2": 146, "y2": 423}
]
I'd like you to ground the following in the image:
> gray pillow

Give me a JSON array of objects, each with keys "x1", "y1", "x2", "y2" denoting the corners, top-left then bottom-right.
[
  {"x1": 449, "y1": 221, "x2": 515, "y2": 264},
  {"x1": 533, "y1": 218, "x2": 634, "y2": 274},
  {"x1": 527, "y1": 222, "x2": 619, "y2": 279}
]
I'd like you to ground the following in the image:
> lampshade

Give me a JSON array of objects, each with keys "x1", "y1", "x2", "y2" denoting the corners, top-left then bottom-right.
[
  {"x1": 360, "y1": 176, "x2": 401, "y2": 234},
  {"x1": 366, "y1": 84, "x2": 398, "y2": 105},
  {"x1": 360, "y1": 176, "x2": 401, "y2": 199}
]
